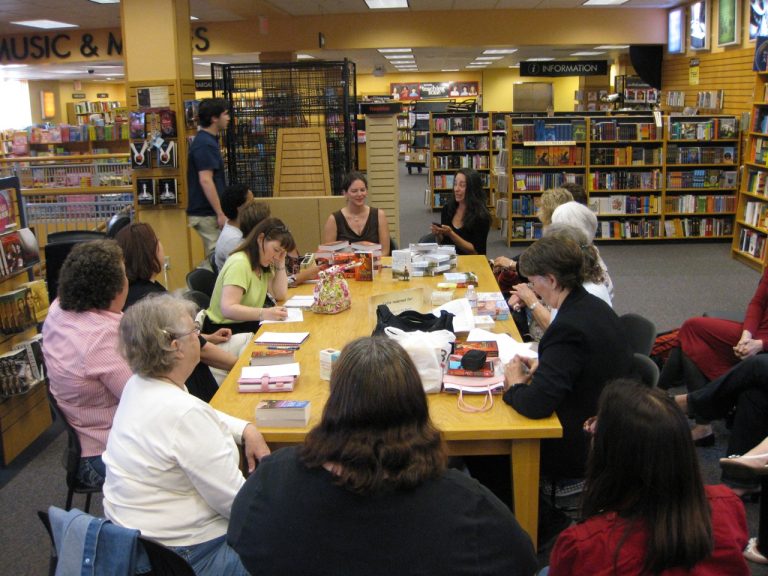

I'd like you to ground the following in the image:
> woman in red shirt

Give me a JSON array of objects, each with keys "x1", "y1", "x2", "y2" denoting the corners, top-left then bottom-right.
[{"x1": 547, "y1": 380, "x2": 749, "y2": 576}]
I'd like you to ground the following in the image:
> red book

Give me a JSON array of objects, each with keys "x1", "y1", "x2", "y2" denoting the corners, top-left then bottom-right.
[
  {"x1": 446, "y1": 355, "x2": 494, "y2": 377},
  {"x1": 455, "y1": 341, "x2": 499, "y2": 358}
]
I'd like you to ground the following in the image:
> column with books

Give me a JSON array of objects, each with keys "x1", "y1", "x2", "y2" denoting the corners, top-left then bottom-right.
[
  {"x1": 0, "y1": 176, "x2": 51, "y2": 464},
  {"x1": 429, "y1": 112, "x2": 491, "y2": 210},
  {"x1": 506, "y1": 115, "x2": 588, "y2": 243},
  {"x1": 664, "y1": 116, "x2": 739, "y2": 240},
  {"x1": 733, "y1": 73, "x2": 768, "y2": 269}
]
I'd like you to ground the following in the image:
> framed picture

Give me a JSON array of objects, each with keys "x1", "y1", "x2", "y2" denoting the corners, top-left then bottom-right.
[
  {"x1": 717, "y1": 0, "x2": 740, "y2": 46},
  {"x1": 751, "y1": 0, "x2": 768, "y2": 40},
  {"x1": 668, "y1": 7, "x2": 686, "y2": 54},
  {"x1": 690, "y1": 0, "x2": 710, "y2": 51}
]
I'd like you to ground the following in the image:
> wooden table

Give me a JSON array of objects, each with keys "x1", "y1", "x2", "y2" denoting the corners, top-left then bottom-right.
[{"x1": 211, "y1": 255, "x2": 562, "y2": 545}]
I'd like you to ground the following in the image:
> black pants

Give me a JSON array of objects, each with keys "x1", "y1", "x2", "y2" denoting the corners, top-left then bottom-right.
[{"x1": 689, "y1": 354, "x2": 768, "y2": 460}]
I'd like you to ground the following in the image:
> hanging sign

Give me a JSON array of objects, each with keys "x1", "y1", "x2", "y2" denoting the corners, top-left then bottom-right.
[
  {"x1": 689, "y1": 58, "x2": 700, "y2": 85},
  {"x1": 520, "y1": 60, "x2": 608, "y2": 77}
]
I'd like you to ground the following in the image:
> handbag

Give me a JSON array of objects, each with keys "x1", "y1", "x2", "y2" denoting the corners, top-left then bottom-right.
[
  {"x1": 310, "y1": 265, "x2": 351, "y2": 315},
  {"x1": 382, "y1": 327, "x2": 456, "y2": 394},
  {"x1": 372, "y1": 304, "x2": 454, "y2": 336},
  {"x1": 443, "y1": 360, "x2": 505, "y2": 413}
]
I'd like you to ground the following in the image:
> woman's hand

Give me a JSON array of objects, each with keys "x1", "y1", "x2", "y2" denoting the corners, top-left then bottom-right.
[
  {"x1": 493, "y1": 256, "x2": 516, "y2": 270},
  {"x1": 203, "y1": 328, "x2": 232, "y2": 344},
  {"x1": 430, "y1": 223, "x2": 451, "y2": 240},
  {"x1": 261, "y1": 306, "x2": 288, "y2": 321},
  {"x1": 242, "y1": 424, "x2": 270, "y2": 472},
  {"x1": 512, "y1": 282, "x2": 538, "y2": 308},
  {"x1": 503, "y1": 355, "x2": 538, "y2": 389},
  {"x1": 735, "y1": 338, "x2": 763, "y2": 359},
  {"x1": 507, "y1": 293, "x2": 523, "y2": 311}
]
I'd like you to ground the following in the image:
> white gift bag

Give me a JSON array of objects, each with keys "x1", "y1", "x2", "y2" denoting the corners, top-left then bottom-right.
[{"x1": 382, "y1": 327, "x2": 456, "y2": 394}]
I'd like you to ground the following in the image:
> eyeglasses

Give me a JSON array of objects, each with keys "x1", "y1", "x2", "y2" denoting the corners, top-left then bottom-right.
[{"x1": 172, "y1": 321, "x2": 201, "y2": 340}]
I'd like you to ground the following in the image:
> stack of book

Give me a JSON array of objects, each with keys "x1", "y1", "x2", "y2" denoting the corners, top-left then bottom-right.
[
  {"x1": 315, "y1": 240, "x2": 382, "y2": 280},
  {"x1": 255, "y1": 400, "x2": 311, "y2": 428}
]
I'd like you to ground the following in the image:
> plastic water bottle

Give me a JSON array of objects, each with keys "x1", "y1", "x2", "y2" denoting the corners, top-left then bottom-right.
[{"x1": 466, "y1": 284, "x2": 478, "y2": 311}]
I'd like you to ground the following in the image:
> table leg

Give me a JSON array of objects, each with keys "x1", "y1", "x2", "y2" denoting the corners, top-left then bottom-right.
[{"x1": 511, "y1": 438, "x2": 541, "y2": 550}]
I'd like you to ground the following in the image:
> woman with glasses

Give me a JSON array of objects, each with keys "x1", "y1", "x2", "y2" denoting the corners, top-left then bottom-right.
[
  {"x1": 103, "y1": 294, "x2": 270, "y2": 576},
  {"x1": 115, "y1": 222, "x2": 237, "y2": 402},
  {"x1": 545, "y1": 380, "x2": 749, "y2": 575},
  {"x1": 204, "y1": 217, "x2": 295, "y2": 334}
]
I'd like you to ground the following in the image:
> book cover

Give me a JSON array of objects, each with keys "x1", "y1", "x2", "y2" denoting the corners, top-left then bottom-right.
[
  {"x1": 184, "y1": 100, "x2": 199, "y2": 130},
  {"x1": 250, "y1": 348, "x2": 296, "y2": 366},
  {"x1": 157, "y1": 178, "x2": 178, "y2": 205},
  {"x1": 130, "y1": 140, "x2": 151, "y2": 169},
  {"x1": 455, "y1": 340, "x2": 499, "y2": 358},
  {"x1": 129, "y1": 111, "x2": 146, "y2": 139},
  {"x1": 317, "y1": 240, "x2": 350, "y2": 252},
  {"x1": 156, "y1": 140, "x2": 177, "y2": 168},
  {"x1": 1, "y1": 231, "x2": 27, "y2": 276},
  {"x1": 0, "y1": 347, "x2": 35, "y2": 398},
  {"x1": 0, "y1": 287, "x2": 33, "y2": 335},
  {"x1": 13, "y1": 333, "x2": 44, "y2": 383},
  {"x1": 136, "y1": 178, "x2": 156, "y2": 205},
  {"x1": 354, "y1": 252, "x2": 375, "y2": 282},
  {"x1": 159, "y1": 109, "x2": 177, "y2": 138},
  {"x1": 446, "y1": 355, "x2": 494, "y2": 377},
  {"x1": 19, "y1": 279, "x2": 49, "y2": 323},
  {"x1": 0, "y1": 188, "x2": 16, "y2": 232},
  {"x1": 255, "y1": 399, "x2": 310, "y2": 427}
]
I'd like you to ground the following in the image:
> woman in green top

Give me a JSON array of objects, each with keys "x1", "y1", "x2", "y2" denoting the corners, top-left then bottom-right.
[{"x1": 204, "y1": 217, "x2": 295, "y2": 335}]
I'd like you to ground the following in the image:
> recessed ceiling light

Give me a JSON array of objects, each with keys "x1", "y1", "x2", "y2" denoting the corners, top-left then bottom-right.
[
  {"x1": 476, "y1": 56, "x2": 502, "y2": 61},
  {"x1": 12, "y1": 19, "x2": 78, "y2": 29},
  {"x1": 466, "y1": 65, "x2": 486, "y2": 69},
  {"x1": 594, "y1": 45, "x2": 629, "y2": 49},
  {"x1": 296, "y1": 54, "x2": 315, "y2": 60},
  {"x1": 483, "y1": 49, "x2": 518, "y2": 55},
  {"x1": 385, "y1": 55, "x2": 415, "y2": 60},
  {"x1": 571, "y1": 51, "x2": 605, "y2": 56},
  {"x1": 441, "y1": 69, "x2": 459, "y2": 72},
  {"x1": 378, "y1": 48, "x2": 412, "y2": 53},
  {"x1": 583, "y1": 0, "x2": 629, "y2": 5},
  {"x1": 365, "y1": 0, "x2": 409, "y2": 8},
  {"x1": 88, "y1": 0, "x2": 120, "y2": 3},
  {"x1": 396, "y1": 64, "x2": 417, "y2": 68},
  {"x1": 190, "y1": 15, "x2": 199, "y2": 20},
  {"x1": 527, "y1": 57, "x2": 555, "y2": 61}
]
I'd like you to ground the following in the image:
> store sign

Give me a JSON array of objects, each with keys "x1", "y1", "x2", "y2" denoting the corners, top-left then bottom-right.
[
  {"x1": 689, "y1": 58, "x2": 700, "y2": 85},
  {"x1": 96, "y1": 92, "x2": 109, "y2": 98},
  {"x1": 520, "y1": 60, "x2": 608, "y2": 77},
  {"x1": 390, "y1": 81, "x2": 479, "y2": 101},
  {"x1": 359, "y1": 102, "x2": 402, "y2": 115},
  {"x1": 71, "y1": 93, "x2": 86, "y2": 99}
]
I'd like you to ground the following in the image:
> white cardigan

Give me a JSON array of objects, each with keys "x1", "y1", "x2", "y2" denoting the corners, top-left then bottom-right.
[{"x1": 103, "y1": 374, "x2": 249, "y2": 546}]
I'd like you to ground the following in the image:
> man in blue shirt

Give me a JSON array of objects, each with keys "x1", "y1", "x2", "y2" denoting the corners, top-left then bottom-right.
[{"x1": 187, "y1": 98, "x2": 230, "y2": 257}]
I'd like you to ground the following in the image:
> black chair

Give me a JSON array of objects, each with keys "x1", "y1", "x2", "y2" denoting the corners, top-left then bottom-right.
[
  {"x1": 619, "y1": 313, "x2": 657, "y2": 356},
  {"x1": 106, "y1": 213, "x2": 131, "y2": 238},
  {"x1": 44, "y1": 230, "x2": 106, "y2": 303},
  {"x1": 208, "y1": 251, "x2": 219, "y2": 275},
  {"x1": 186, "y1": 268, "x2": 217, "y2": 298},
  {"x1": 183, "y1": 289, "x2": 210, "y2": 310},
  {"x1": 631, "y1": 352, "x2": 660, "y2": 388},
  {"x1": 45, "y1": 386, "x2": 102, "y2": 512}
]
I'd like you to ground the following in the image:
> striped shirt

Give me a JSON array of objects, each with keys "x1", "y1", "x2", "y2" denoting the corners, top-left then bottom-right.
[{"x1": 42, "y1": 299, "x2": 132, "y2": 457}]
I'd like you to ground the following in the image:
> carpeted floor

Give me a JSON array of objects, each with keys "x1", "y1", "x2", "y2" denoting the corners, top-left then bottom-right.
[{"x1": 1, "y1": 161, "x2": 766, "y2": 574}]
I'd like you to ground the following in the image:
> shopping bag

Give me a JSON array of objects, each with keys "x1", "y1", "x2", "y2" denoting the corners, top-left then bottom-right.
[
  {"x1": 382, "y1": 327, "x2": 456, "y2": 394},
  {"x1": 372, "y1": 304, "x2": 454, "y2": 335}
]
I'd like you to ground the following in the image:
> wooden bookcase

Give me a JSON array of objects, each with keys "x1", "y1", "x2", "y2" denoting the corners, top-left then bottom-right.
[
  {"x1": 733, "y1": 72, "x2": 768, "y2": 270},
  {"x1": 66, "y1": 100, "x2": 124, "y2": 126},
  {"x1": 428, "y1": 112, "x2": 491, "y2": 210},
  {"x1": 504, "y1": 113, "x2": 740, "y2": 245}
]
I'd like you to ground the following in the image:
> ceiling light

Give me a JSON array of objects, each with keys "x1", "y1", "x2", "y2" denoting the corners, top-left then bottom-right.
[
  {"x1": 378, "y1": 48, "x2": 412, "y2": 53},
  {"x1": 385, "y1": 55, "x2": 415, "y2": 60},
  {"x1": 583, "y1": 0, "x2": 629, "y2": 5},
  {"x1": 476, "y1": 56, "x2": 502, "y2": 61},
  {"x1": 594, "y1": 45, "x2": 629, "y2": 49},
  {"x1": 527, "y1": 57, "x2": 555, "y2": 61},
  {"x1": 296, "y1": 54, "x2": 315, "y2": 60},
  {"x1": 441, "y1": 69, "x2": 459, "y2": 72},
  {"x1": 365, "y1": 0, "x2": 409, "y2": 8},
  {"x1": 56, "y1": 70, "x2": 85, "y2": 74},
  {"x1": 190, "y1": 16, "x2": 199, "y2": 20},
  {"x1": 88, "y1": 0, "x2": 120, "y2": 3},
  {"x1": 0, "y1": 64, "x2": 27, "y2": 68},
  {"x1": 466, "y1": 65, "x2": 487, "y2": 69},
  {"x1": 11, "y1": 19, "x2": 78, "y2": 29},
  {"x1": 571, "y1": 51, "x2": 605, "y2": 56},
  {"x1": 483, "y1": 49, "x2": 518, "y2": 55},
  {"x1": 509, "y1": 64, "x2": 521, "y2": 68}
]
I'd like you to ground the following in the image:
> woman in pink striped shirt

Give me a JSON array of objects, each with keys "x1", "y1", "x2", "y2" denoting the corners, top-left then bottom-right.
[{"x1": 42, "y1": 240, "x2": 132, "y2": 489}]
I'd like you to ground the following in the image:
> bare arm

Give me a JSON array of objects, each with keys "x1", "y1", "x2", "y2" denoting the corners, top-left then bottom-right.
[
  {"x1": 268, "y1": 265, "x2": 289, "y2": 302},
  {"x1": 199, "y1": 341, "x2": 237, "y2": 371},
  {"x1": 219, "y1": 285, "x2": 286, "y2": 322},
  {"x1": 322, "y1": 214, "x2": 338, "y2": 244},
  {"x1": 199, "y1": 169, "x2": 226, "y2": 228},
  {"x1": 378, "y1": 209, "x2": 391, "y2": 256}
]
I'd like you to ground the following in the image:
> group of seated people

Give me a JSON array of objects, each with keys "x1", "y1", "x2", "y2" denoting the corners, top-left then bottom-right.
[{"x1": 38, "y1": 170, "x2": 763, "y2": 574}]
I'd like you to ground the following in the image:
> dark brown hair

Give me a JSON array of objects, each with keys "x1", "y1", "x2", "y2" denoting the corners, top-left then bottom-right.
[
  {"x1": 234, "y1": 217, "x2": 295, "y2": 273},
  {"x1": 58, "y1": 240, "x2": 125, "y2": 312},
  {"x1": 238, "y1": 200, "x2": 271, "y2": 238},
  {"x1": 300, "y1": 337, "x2": 446, "y2": 494},
  {"x1": 518, "y1": 234, "x2": 585, "y2": 290},
  {"x1": 115, "y1": 223, "x2": 162, "y2": 283},
  {"x1": 560, "y1": 182, "x2": 587, "y2": 205},
  {"x1": 581, "y1": 380, "x2": 712, "y2": 574},
  {"x1": 341, "y1": 171, "x2": 368, "y2": 194}
]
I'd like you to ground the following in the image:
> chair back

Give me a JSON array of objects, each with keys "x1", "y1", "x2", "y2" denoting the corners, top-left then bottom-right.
[
  {"x1": 631, "y1": 352, "x2": 660, "y2": 387},
  {"x1": 44, "y1": 231, "x2": 106, "y2": 302},
  {"x1": 619, "y1": 313, "x2": 657, "y2": 356},
  {"x1": 208, "y1": 251, "x2": 219, "y2": 275},
  {"x1": 185, "y1": 268, "x2": 217, "y2": 298},
  {"x1": 46, "y1": 387, "x2": 82, "y2": 490},
  {"x1": 183, "y1": 290, "x2": 210, "y2": 310}
]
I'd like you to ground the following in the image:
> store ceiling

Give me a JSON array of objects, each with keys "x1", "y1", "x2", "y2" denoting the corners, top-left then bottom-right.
[{"x1": 0, "y1": 0, "x2": 675, "y2": 80}]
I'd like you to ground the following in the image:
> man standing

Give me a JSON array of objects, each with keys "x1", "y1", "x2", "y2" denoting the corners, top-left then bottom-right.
[{"x1": 187, "y1": 98, "x2": 230, "y2": 257}]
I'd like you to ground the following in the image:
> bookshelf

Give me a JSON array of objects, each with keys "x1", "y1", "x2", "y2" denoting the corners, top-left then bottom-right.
[
  {"x1": 66, "y1": 100, "x2": 125, "y2": 126},
  {"x1": 429, "y1": 112, "x2": 491, "y2": 210},
  {"x1": 504, "y1": 113, "x2": 741, "y2": 245},
  {"x1": 733, "y1": 72, "x2": 768, "y2": 269},
  {"x1": 506, "y1": 115, "x2": 588, "y2": 241}
]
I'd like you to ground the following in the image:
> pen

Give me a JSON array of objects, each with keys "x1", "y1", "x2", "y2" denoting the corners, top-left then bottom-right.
[{"x1": 266, "y1": 345, "x2": 301, "y2": 350}]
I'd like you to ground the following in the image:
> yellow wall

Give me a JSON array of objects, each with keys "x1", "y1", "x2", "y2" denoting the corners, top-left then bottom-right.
[
  {"x1": 357, "y1": 72, "x2": 482, "y2": 96},
  {"x1": 27, "y1": 81, "x2": 126, "y2": 125}
]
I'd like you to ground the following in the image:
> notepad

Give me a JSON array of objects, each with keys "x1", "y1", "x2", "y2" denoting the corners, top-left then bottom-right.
[
  {"x1": 284, "y1": 295, "x2": 315, "y2": 308},
  {"x1": 260, "y1": 308, "x2": 305, "y2": 324},
  {"x1": 254, "y1": 331, "x2": 310, "y2": 345}
]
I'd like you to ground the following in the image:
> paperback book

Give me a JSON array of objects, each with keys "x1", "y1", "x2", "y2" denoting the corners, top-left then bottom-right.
[{"x1": 255, "y1": 400, "x2": 311, "y2": 427}]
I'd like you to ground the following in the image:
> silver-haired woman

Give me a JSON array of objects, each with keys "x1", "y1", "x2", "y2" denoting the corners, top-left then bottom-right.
[{"x1": 103, "y1": 294, "x2": 269, "y2": 575}]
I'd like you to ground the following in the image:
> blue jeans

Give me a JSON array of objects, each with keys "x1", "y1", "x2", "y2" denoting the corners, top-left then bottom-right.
[
  {"x1": 170, "y1": 535, "x2": 247, "y2": 576},
  {"x1": 77, "y1": 455, "x2": 106, "y2": 488}
]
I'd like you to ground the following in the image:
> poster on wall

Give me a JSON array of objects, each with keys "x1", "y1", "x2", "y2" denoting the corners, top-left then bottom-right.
[
  {"x1": 690, "y1": 0, "x2": 710, "y2": 50},
  {"x1": 668, "y1": 7, "x2": 686, "y2": 54},
  {"x1": 717, "y1": 0, "x2": 740, "y2": 46},
  {"x1": 389, "y1": 82, "x2": 479, "y2": 101},
  {"x1": 751, "y1": 0, "x2": 768, "y2": 39}
]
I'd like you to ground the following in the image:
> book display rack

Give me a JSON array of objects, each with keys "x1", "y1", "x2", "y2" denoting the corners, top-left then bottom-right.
[
  {"x1": 504, "y1": 114, "x2": 740, "y2": 244},
  {"x1": 733, "y1": 72, "x2": 768, "y2": 270}
]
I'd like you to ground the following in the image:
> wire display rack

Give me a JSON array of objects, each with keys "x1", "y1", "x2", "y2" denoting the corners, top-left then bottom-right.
[
  {"x1": 15, "y1": 160, "x2": 131, "y2": 190},
  {"x1": 212, "y1": 60, "x2": 357, "y2": 197}
]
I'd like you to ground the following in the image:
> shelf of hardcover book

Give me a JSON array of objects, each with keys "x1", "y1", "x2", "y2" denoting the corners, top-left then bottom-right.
[{"x1": 594, "y1": 218, "x2": 663, "y2": 240}]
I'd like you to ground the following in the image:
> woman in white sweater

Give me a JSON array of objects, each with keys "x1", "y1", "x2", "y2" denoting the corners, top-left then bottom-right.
[{"x1": 103, "y1": 294, "x2": 269, "y2": 575}]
